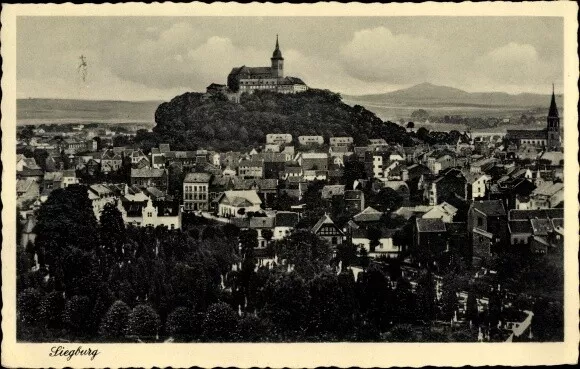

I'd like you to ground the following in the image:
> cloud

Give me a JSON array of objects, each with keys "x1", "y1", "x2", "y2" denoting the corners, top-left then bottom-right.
[
  {"x1": 339, "y1": 27, "x2": 442, "y2": 84},
  {"x1": 470, "y1": 42, "x2": 559, "y2": 89},
  {"x1": 106, "y1": 26, "x2": 268, "y2": 91}
]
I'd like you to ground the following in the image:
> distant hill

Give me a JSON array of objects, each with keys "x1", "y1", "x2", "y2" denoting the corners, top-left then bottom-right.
[
  {"x1": 17, "y1": 98, "x2": 161, "y2": 125},
  {"x1": 343, "y1": 82, "x2": 563, "y2": 108}
]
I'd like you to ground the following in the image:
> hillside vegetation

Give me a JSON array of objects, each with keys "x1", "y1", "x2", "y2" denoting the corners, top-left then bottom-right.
[{"x1": 151, "y1": 89, "x2": 414, "y2": 151}]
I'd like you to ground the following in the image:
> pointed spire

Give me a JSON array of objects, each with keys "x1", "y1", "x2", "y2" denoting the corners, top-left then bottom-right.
[
  {"x1": 272, "y1": 34, "x2": 283, "y2": 59},
  {"x1": 276, "y1": 34, "x2": 279, "y2": 49},
  {"x1": 549, "y1": 83, "x2": 559, "y2": 117}
]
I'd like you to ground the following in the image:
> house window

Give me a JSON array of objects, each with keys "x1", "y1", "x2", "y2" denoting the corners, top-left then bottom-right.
[
  {"x1": 147, "y1": 212, "x2": 153, "y2": 217},
  {"x1": 477, "y1": 218, "x2": 483, "y2": 227},
  {"x1": 332, "y1": 237, "x2": 338, "y2": 245}
]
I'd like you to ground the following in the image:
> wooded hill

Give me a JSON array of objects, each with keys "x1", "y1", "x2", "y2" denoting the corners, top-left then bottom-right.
[{"x1": 150, "y1": 89, "x2": 414, "y2": 151}]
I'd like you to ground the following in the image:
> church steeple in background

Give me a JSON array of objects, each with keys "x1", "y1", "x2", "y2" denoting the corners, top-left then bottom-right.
[
  {"x1": 546, "y1": 83, "x2": 561, "y2": 150},
  {"x1": 548, "y1": 83, "x2": 559, "y2": 118}
]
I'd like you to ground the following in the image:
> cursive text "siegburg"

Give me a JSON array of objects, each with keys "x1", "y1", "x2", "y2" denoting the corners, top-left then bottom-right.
[{"x1": 49, "y1": 346, "x2": 100, "y2": 361}]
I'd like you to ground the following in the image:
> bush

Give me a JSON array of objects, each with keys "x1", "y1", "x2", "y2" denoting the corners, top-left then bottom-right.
[
  {"x1": 17, "y1": 288, "x2": 42, "y2": 325},
  {"x1": 63, "y1": 295, "x2": 92, "y2": 332},
  {"x1": 202, "y1": 302, "x2": 238, "y2": 341},
  {"x1": 127, "y1": 304, "x2": 160, "y2": 338},
  {"x1": 99, "y1": 300, "x2": 131, "y2": 339},
  {"x1": 39, "y1": 291, "x2": 65, "y2": 328},
  {"x1": 166, "y1": 306, "x2": 197, "y2": 337}
]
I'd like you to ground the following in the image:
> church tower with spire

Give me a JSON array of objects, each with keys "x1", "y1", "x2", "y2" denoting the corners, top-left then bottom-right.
[
  {"x1": 271, "y1": 35, "x2": 284, "y2": 78},
  {"x1": 546, "y1": 84, "x2": 561, "y2": 150}
]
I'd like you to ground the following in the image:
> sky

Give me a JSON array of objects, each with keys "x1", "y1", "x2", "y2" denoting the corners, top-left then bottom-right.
[{"x1": 17, "y1": 16, "x2": 564, "y2": 101}]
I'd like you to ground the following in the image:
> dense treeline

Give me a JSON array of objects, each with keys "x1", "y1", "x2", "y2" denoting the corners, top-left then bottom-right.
[
  {"x1": 145, "y1": 89, "x2": 415, "y2": 152},
  {"x1": 18, "y1": 185, "x2": 563, "y2": 342},
  {"x1": 18, "y1": 185, "x2": 474, "y2": 342}
]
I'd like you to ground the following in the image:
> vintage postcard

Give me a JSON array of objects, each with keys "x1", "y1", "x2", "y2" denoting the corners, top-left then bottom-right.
[{"x1": 2, "y1": 2, "x2": 579, "y2": 368}]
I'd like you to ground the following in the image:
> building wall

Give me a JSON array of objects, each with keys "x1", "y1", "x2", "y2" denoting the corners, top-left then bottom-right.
[
  {"x1": 274, "y1": 226, "x2": 294, "y2": 240},
  {"x1": 183, "y1": 182, "x2": 209, "y2": 211},
  {"x1": 218, "y1": 203, "x2": 261, "y2": 218}
]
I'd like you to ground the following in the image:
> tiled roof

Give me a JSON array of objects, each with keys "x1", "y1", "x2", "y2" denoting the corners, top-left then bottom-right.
[
  {"x1": 353, "y1": 206, "x2": 383, "y2": 223},
  {"x1": 275, "y1": 211, "x2": 299, "y2": 228},
  {"x1": 44, "y1": 171, "x2": 63, "y2": 181},
  {"x1": 532, "y1": 181, "x2": 563, "y2": 197},
  {"x1": 507, "y1": 129, "x2": 546, "y2": 140},
  {"x1": 249, "y1": 216, "x2": 275, "y2": 229},
  {"x1": 219, "y1": 190, "x2": 262, "y2": 206},
  {"x1": 508, "y1": 220, "x2": 533, "y2": 234},
  {"x1": 509, "y1": 208, "x2": 564, "y2": 220},
  {"x1": 62, "y1": 169, "x2": 76, "y2": 177},
  {"x1": 16, "y1": 179, "x2": 35, "y2": 193},
  {"x1": 131, "y1": 168, "x2": 165, "y2": 178},
  {"x1": 321, "y1": 185, "x2": 345, "y2": 199},
  {"x1": 312, "y1": 214, "x2": 342, "y2": 235},
  {"x1": 530, "y1": 218, "x2": 554, "y2": 236},
  {"x1": 416, "y1": 218, "x2": 446, "y2": 233},
  {"x1": 184, "y1": 172, "x2": 212, "y2": 183},
  {"x1": 472, "y1": 200, "x2": 506, "y2": 217}
]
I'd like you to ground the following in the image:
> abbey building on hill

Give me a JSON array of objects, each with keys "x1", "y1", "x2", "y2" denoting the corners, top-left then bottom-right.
[{"x1": 207, "y1": 36, "x2": 308, "y2": 99}]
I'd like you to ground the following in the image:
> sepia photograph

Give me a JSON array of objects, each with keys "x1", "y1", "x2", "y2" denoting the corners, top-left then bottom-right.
[{"x1": 2, "y1": 2, "x2": 579, "y2": 368}]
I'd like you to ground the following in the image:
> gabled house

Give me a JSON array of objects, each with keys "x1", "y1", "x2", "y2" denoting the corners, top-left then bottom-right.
[
  {"x1": 344, "y1": 190, "x2": 365, "y2": 214},
  {"x1": 312, "y1": 213, "x2": 344, "y2": 246},
  {"x1": 101, "y1": 149, "x2": 123, "y2": 173},
  {"x1": 422, "y1": 201, "x2": 457, "y2": 223},
  {"x1": 529, "y1": 181, "x2": 563, "y2": 209},
  {"x1": 118, "y1": 197, "x2": 182, "y2": 230},
  {"x1": 468, "y1": 200, "x2": 507, "y2": 265},
  {"x1": 414, "y1": 218, "x2": 447, "y2": 254},
  {"x1": 16, "y1": 179, "x2": 40, "y2": 209},
  {"x1": 130, "y1": 168, "x2": 168, "y2": 192},
  {"x1": 352, "y1": 226, "x2": 400, "y2": 258},
  {"x1": 274, "y1": 211, "x2": 300, "y2": 240},
  {"x1": 238, "y1": 159, "x2": 264, "y2": 179},
  {"x1": 216, "y1": 190, "x2": 262, "y2": 218},
  {"x1": 353, "y1": 206, "x2": 384, "y2": 225}
]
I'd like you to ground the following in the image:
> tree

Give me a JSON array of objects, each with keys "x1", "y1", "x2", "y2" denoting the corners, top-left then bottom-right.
[
  {"x1": 239, "y1": 229, "x2": 258, "y2": 259},
  {"x1": 532, "y1": 298, "x2": 563, "y2": 341},
  {"x1": 415, "y1": 270, "x2": 436, "y2": 322},
  {"x1": 236, "y1": 314, "x2": 273, "y2": 342},
  {"x1": 202, "y1": 302, "x2": 239, "y2": 341},
  {"x1": 358, "y1": 264, "x2": 392, "y2": 330},
  {"x1": 411, "y1": 109, "x2": 429, "y2": 122},
  {"x1": 99, "y1": 300, "x2": 130, "y2": 339},
  {"x1": 342, "y1": 157, "x2": 367, "y2": 189},
  {"x1": 394, "y1": 277, "x2": 416, "y2": 322},
  {"x1": 261, "y1": 271, "x2": 310, "y2": 337},
  {"x1": 39, "y1": 291, "x2": 65, "y2": 328},
  {"x1": 384, "y1": 324, "x2": 419, "y2": 342},
  {"x1": 465, "y1": 291, "x2": 479, "y2": 325},
  {"x1": 127, "y1": 304, "x2": 160, "y2": 338},
  {"x1": 17, "y1": 288, "x2": 42, "y2": 325},
  {"x1": 366, "y1": 226, "x2": 382, "y2": 253},
  {"x1": 261, "y1": 229, "x2": 273, "y2": 248},
  {"x1": 166, "y1": 306, "x2": 198, "y2": 338},
  {"x1": 274, "y1": 230, "x2": 332, "y2": 278},
  {"x1": 371, "y1": 187, "x2": 404, "y2": 212},
  {"x1": 307, "y1": 271, "x2": 343, "y2": 335},
  {"x1": 63, "y1": 295, "x2": 92, "y2": 333},
  {"x1": 406, "y1": 121, "x2": 415, "y2": 129},
  {"x1": 99, "y1": 202, "x2": 127, "y2": 258},
  {"x1": 359, "y1": 246, "x2": 370, "y2": 270},
  {"x1": 336, "y1": 242, "x2": 358, "y2": 268}
]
